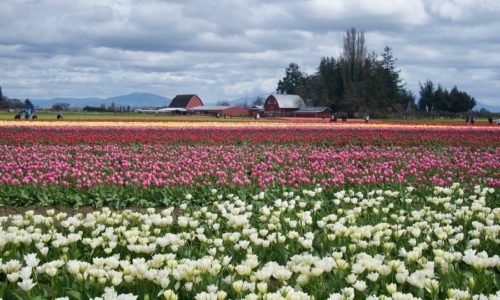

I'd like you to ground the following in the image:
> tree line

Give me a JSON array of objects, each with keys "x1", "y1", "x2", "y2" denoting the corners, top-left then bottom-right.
[
  {"x1": 417, "y1": 80, "x2": 475, "y2": 114},
  {"x1": 0, "y1": 87, "x2": 132, "y2": 113},
  {"x1": 83, "y1": 102, "x2": 132, "y2": 113},
  {"x1": 0, "y1": 87, "x2": 27, "y2": 110},
  {"x1": 276, "y1": 28, "x2": 476, "y2": 117}
]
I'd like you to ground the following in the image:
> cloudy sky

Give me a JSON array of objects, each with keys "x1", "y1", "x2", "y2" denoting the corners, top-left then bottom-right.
[{"x1": 1, "y1": 0, "x2": 499, "y2": 105}]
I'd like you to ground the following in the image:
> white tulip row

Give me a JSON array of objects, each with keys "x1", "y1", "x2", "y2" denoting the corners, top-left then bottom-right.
[{"x1": 0, "y1": 185, "x2": 498, "y2": 299}]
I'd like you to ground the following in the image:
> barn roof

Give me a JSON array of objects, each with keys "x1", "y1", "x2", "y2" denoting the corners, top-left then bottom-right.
[
  {"x1": 250, "y1": 105, "x2": 264, "y2": 110},
  {"x1": 158, "y1": 107, "x2": 187, "y2": 112},
  {"x1": 136, "y1": 108, "x2": 187, "y2": 113},
  {"x1": 294, "y1": 107, "x2": 332, "y2": 113},
  {"x1": 168, "y1": 94, "x2": 201, "y2": 108},
  {"x1": 268, "y1": 94, "x2": 306, "y2": 109},
  {"x1": 192, "y1": 106, "x2": 234, "y2": 111}
]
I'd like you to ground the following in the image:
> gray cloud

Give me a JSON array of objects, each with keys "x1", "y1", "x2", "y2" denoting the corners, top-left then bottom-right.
[{"x1": 0, "y1": 0, "x2": 499, "y2": 105}]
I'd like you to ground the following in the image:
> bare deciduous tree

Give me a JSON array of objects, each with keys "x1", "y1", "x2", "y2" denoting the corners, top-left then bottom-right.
[
  {"x1": 216, "y1": 100, "x2": 230, "y2": 106},
  {"x1": 341, "y1": 27, "x2": 366, "y2": 85}
]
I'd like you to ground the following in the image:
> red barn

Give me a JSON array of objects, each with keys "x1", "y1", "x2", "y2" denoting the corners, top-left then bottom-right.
[
  {"x1": 191, "y1": 106, "x2": 249, "y2": 117},
  {"x1": 249, "y1": 105, "x2": 264, "y2": 118},
  {"x1": 168, "y1": 94, "x2": 204, "y2": 110},
  {"x1": 264, "y1": 94, "x2": 305, "y2": 116}
]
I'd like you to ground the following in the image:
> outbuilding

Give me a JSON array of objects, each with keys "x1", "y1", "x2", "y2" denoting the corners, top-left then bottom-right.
[
  {"x1": 293, "y1": 107, "x2": 332, "y2": 118},
  {"x1": 264, "y1": 94, "x2": 305, "y2": 116},
  {"x1": 248, "y1": 105, "x2": 264, "y2": 118},
  {"x1": 191, "y1": 106, "x2": 249, "y2": 117}
]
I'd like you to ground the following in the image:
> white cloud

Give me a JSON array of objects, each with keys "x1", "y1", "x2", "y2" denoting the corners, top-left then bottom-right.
[
  {"x1": 427, "y1": 0, "x2": 500, "y2": 22},
  {"x1": 305, "y1": 0, "x2": 428, "y2": 26},
  {"x1": 0, "y1": 0, "x2": 498, "y2": 107}
]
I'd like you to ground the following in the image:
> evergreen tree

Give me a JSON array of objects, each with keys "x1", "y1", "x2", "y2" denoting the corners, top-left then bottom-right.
[
  {"x1": 380, "y1": 46, "x2": 403, "y2": 99},
  {"x1": 448, "y1": 86, "x2": 476, "y2": 112},
  {"x1": 299, "y1": 74, "x2": 328, "y2": 106},
  {"x1": 274, "y1": 27, "x2": 420, "y2": 117},
  {"x1": 433, "y1": 84, "x2": 449, "y2": 112},
  {"x1": 399, "y1": 89, "x2": 417, "y2": 115},
  {"x1": 359, "y1": 53, "x2": 383, "y2": 115},
  {"x1": 418, "y1": 81, "x2": 435, "y2": 112},
  {"x1": 317, "y1": 57, "x2": 344, "y2": 109},
  {"x1": 276, "y1": 63, "x2": 306, "y2": 95}
]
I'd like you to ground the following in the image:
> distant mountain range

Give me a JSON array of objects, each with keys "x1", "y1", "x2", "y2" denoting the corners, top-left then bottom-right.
[
  {"x1": 33, "y1": 92, "x2": 269, "y2": 109},
  {"x1": 33, "y1": 92, "x2": 499, "y2": 112},
  {"x1": 226, "y1": 93, "x2": 270, "y2": 107},
  {"x1": 474, "y1": 102, "x2": 500, "y2": 113},
  {"x1": 34, "y1": 92, "x2": 171, "y2": 108}
]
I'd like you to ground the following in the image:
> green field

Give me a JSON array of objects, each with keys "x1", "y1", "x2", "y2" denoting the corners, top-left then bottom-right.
[
  {"x1": 0, "y1": 111, "x2": 496, "y2": 124},
  {"x1": 0, "y1": 111, "x2": 223, "y2": 120},
  {"x1": 383, "y1": 117, "x2": 494, "y2": 124}
]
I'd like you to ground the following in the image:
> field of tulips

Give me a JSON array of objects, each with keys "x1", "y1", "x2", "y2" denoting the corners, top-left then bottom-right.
[
  {"x1": 0, "y1": 120, "x2": 499, "y2": 299},
  {"x1": 0, "y1": 143, "x2": 498, "y2": 208},
  {"x1": 0, "y1": 185, "x2": 498, "y2": 299},
  {"x1": 1, "y1": 122, "x2": 499, "y2": 147},
  {"x1": 0, "y1": 121, "x2": 498, "y2": 208}
]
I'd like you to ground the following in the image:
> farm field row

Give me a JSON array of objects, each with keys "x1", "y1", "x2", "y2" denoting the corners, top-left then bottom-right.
[
  {"x1": 0, "y1": 121, "x2": 498, "y2": 299},
  {"x1": 0, "y1": 144, "x2": 498, "y2": 208},
  {"x1": 0, "y1": 112, "x2": 221, "y2": 121},
  {"x1": 0, "y1": 185, "x2": 498, "y2": 299},
  {"x1": 0, "y1": 122, "x2": 498, "y2": 206},
  {"x1": 1, "y1": 119, "x2": 499, "y2": 127},
  {"x1": 1, "y1": 123, "x2": 499, "y2": 147},
  {"x1": 0, "y1": 112, "x2": 497, "y2": 124}
]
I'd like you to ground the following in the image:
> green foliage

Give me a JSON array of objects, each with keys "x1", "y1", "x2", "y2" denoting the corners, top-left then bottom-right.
[
  {"x1": 418, "y1": 80, "x2": 434, "y2": 112},
  {"x1": 418, "y1": 81, "x2": 476, "y2": 113},
  {"x1": 52, "y1": 103, "x2": 71, "y2": 111},
  {"x1": 0, "y1": 94, "x2": 24, "y2": 110},
  {"x1": 0, "y1": 186, "x2": 498, "y2": 299},
  {"x1": 276, "y1": 29, "x2": 415, "y2": 117},
  {"x1": 276, "y1": 63, "x2": 307, "y2": 95}
]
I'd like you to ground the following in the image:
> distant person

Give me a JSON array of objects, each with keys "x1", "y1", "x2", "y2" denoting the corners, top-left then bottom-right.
[
  {"x1": 465, "y1": 116, "x2": 469, "y2": 124},
  {"x1": 57, "y1": 113, "x2": 63, "y2": 120},
  {"x1": 365, "y1": 115, "x2": 370, "y2": 123},
  {"x1": 470, "y1": 116, "x2": 474, "y2": 124},
  {"x1": 342, "y1": 115, "x2": 347, "y2": 122},
  {"x1": 497, "y1": 117, "x2": 500, "y2": 125},
  {"x1": 488, "y1": 116, "x2": 493, "y2": 124},
  {"x1": 32, "y1": 114, "x2": 37, "y2": 120},
  {"x1": 330, "y1": 115, "x2": 336, "y2": 122}
]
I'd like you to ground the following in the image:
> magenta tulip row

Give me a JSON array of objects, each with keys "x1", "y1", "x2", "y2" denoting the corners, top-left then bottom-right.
[{"x1": 0, "y1": 144, "x2": 498, "y2": 189}]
